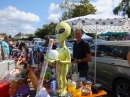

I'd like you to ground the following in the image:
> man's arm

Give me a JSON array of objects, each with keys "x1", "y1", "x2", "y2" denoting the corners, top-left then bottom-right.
[
  {"x1": 73, "y1": 42, "x2": 92, "y2": 63},
  {"x1": 79, "y1": 53, "x2": 92, "y2": 63},
  {"x1": 73, "y1": 53, "x2": 92, "y2": 63}
]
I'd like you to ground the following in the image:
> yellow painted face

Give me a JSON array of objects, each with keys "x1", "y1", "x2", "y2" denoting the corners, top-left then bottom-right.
[{"x1": 55, "y1": 22, "x2": 71, "y2": 43}]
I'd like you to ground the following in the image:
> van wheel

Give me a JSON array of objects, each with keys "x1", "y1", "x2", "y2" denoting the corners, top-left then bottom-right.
[{"x1": 114, "y1": 79, "x2": 130, "y2": 97}]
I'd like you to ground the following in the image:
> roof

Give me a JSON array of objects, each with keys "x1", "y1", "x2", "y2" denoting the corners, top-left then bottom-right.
[
  {"x1": 0, "y1": 33, "x2": 7, "y2": 37},
  {"x1": 14, "y1": 32, "x2": 26, "y2": 36}
]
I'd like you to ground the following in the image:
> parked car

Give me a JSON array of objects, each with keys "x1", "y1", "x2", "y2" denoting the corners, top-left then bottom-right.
[
  {"x1": 93, "y1": 39, "x2": 106, "y2": 43},
  {"x1": 32, "y1": 41, "x2": 73, "y2": 57},
  {"x1": 32, "y1": 38, "x2": 41, "y2": 44},
  {"x1": 34, "y1": 41, "x2": 45, "y2": 46},
  {"x1": 88, "y1": 41, "x2": 130, "y2": 97},
  {"x1": 67, "y1": 38, "x2": 94, "y2": 45}
]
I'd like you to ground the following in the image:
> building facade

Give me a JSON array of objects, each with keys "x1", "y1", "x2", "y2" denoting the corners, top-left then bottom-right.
[{"x1": 14, "y1": 32, "x2": 28, "y2": 39}]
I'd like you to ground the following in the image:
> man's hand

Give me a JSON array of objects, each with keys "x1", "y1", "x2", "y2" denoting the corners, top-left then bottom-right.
[{"x1": 72, "y1": 58, "x2": 79, "y2": 63}]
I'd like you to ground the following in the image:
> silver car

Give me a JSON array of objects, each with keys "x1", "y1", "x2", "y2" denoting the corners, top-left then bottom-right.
[{"x1": 88, "y1": 41, "x2": 130, "y2": 97}]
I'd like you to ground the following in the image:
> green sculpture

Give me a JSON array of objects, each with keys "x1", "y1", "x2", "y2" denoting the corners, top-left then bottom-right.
[{"x1": 48, "y1": 22, "x2": 71, "y2": 96}]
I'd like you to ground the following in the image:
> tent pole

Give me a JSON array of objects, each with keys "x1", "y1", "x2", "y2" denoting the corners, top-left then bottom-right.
[
  {"x1": 126, "y1": 18, "x2": 130, "y2": 32},
  {"x1": 94, "y1": 25, "x2": 97, "y2": 84}
]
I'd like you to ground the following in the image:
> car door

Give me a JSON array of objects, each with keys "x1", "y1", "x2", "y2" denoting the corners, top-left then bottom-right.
[
  {"x1": 88, "y1": 45, "x2": 123, "y2": 88},
  {"x1": 88, "y1": 45, "x2": 100, "y2": 81}
]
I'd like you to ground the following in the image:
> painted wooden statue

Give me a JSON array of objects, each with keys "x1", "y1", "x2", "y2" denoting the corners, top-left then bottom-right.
[{"x1": 48, "y1": 22, "x2": 71, "y2": 96}]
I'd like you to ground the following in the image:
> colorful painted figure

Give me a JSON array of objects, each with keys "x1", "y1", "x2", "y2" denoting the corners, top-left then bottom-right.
[{"x1": 48, "y1": 22, "x2": 71, "y2": 96}]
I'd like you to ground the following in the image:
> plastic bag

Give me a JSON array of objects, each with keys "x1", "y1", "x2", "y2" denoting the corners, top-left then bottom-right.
[
  {"x1": 35, "y1": 87, "x2": 50, "y2": 97},
  {"x1": 15, "y1": 84, "x2": 30, "y2": 96},
  {"x1": 10, "y1": 69, "x2": 20, "y2": 78}
]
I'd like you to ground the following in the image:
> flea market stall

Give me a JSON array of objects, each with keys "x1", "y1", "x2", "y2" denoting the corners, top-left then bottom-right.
[
  {"x1": 1, "y1": 15, "x2": 130, "y2": 97},
  {"x1": 0, "y1": 46, "x2": 31, "y2": 97},
  {"x1": 64, "y1": 14, "x2": 130, "y2": 84},
  {"x1": 33, "y1": 15, "x2": 130, "y2": 97}
]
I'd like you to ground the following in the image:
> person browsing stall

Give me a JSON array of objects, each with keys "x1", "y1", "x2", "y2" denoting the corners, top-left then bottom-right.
[
  {"x1": 42, "y1": 36, "x2": 56, "y2": 73},
  {"x1": 42, "y1": 36, "x2": 56, "y2": 50},
  {"x1": 1, "y1": 36, "x2": 10, "y2": 60},
  {"x1": 72, "y1": 29, "x2": 92, "y2": 81}
]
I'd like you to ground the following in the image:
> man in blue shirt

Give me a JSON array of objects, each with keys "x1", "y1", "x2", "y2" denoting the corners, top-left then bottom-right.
[{"x1": 1, "y1": 36, "x2": 10, "y2": 60}]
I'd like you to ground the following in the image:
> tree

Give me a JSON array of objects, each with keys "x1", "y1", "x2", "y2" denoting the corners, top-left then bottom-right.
[
  {"x1": 9, "y1": 35, "x2": 12, "y2": 38},
  {"x1": 113, "y1": 0, "x2": 130, "y2": 17},
  {"x1": 71, "y1": 2, "x2": 96, "y2": 18},
  {"x1": 28, "y1": 36, "x2": 34, "y2": 41},
  {"x1": 34, "y1": 22, "x2": 57, "y2": 38},
  {"x1": 60, "y1": 0, "x2": 75, "y2": 20},
  {"x1": 27, "y1": 34, "x2": 34, "y2": 37},
  {"x1": 59, "y1": 0, "x2": 97, "y2": 20}
]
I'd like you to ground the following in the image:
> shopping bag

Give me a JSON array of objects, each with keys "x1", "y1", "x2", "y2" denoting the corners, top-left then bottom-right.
[
  {"x1": 0, "y1": 79, "x2": 10, "y2": 97},
  {"x1": 15, "y1": 84, "x2": 30, "y2": 96}
]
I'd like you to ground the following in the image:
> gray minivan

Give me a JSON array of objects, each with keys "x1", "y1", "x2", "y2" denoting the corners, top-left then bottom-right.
[{"x1": 88, "y1": 41, "x2": 130, "y2": 97}]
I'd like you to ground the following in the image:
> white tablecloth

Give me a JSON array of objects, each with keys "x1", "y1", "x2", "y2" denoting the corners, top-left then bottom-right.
[{"x1": 0, "y1": 60, "x2": 15, "y2": 80}]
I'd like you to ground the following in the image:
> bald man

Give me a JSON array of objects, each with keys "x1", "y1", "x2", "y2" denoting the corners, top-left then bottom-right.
[{"x1": 72, "y1": 29, "x2": 92, "y2": 81}]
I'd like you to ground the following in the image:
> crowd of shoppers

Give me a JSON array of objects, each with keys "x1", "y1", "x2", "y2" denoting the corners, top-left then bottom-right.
[{"x1": 0, "y1": 35, "x2": 30, "y2": 60}]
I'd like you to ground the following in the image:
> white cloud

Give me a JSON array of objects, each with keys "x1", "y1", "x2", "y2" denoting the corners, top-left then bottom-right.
[
  {"x1": 47, "y1": 14, "x2": 61, "y2": 23},
  {"x1": 113, "y1": 0, "x2": 122, "y2": 7},
  {"x1": 47, "y1": 3, "x2": 62, "y2": 23},
  {"x1": 48, "y1": 3, "x2": 61, "y2": 14},
  {"x1": 0, "y1": 6, "x2": 40, "y2": 36},
  {"x1": 47, "y1": 0, "x2": 121, "y2": 23},
  {"x1": 91, "y1": 0, "x2": 121, "y2": 15}
]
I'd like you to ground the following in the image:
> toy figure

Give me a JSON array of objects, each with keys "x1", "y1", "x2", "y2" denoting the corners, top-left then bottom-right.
[{"x1": 48, "y1": 22, "x2": 71, "y2": 96}]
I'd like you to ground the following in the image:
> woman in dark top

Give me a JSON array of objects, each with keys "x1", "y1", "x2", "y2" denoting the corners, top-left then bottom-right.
[
  {"x1": 18, "y1": 41, "x2": 25, "y2": 51},
  {"x1": 42, "y1": 36, "x2": 56, "y2": 51}
]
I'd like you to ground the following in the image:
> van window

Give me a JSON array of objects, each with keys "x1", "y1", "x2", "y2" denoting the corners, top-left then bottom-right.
[
  {"x1": 39, "y1": 42, "x2": 44, "y2": 46},
  {"x1": 90, "y1": 45, "x2": 130, "y2": 60},
  {"x1": 122, "y1": 46, "x2": 130, "y2": 60}
]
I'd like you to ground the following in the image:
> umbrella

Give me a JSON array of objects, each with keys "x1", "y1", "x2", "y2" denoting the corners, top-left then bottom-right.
[
  {"x1": 64, "y1": 14, "x2": 130, "y2": 83},
  {"x1": 65, "y1": 14, "x2": 130, "y2": 27}
]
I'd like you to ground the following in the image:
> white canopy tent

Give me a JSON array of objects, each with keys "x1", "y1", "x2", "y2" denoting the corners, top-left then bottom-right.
[
  {"x1": 64, "y1": 14, "x2": 130, "y2": 83},
  {"x1": 82, "y1": 34, "x2": 92, "y2": 39}
]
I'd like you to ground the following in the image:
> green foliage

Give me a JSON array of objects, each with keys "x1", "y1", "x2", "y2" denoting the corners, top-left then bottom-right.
[
  {"x1": 86, "y1": 33, "x2": 96, "y2": 39},
  {"x1": 113, "y1": 0, "x2": 130, "y2": 17},
  {"x1": 9, "y1": 35, "x2": 12, "y2": 38},
  {"x1": 28, "y1": 36, "x2": 35, "y2": 41},
  {"x1": 59, "y1": 0, "x2": 97, "y2": 21},
  {"x1": 34, "y1": 22, "x2": 57, "y2": 39},
  {"x1": 71, "y1": 1, "x2": 97, "y2": 18},
  {"x1": 27, "y1": 34, "x2": 34, "y2": 37},
  {"x1": 27, "y1": 0, "x2": 97, "y2": 40},
  {"x1": 11, "y1": 38, "x2": 28, "y2": 41}
]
